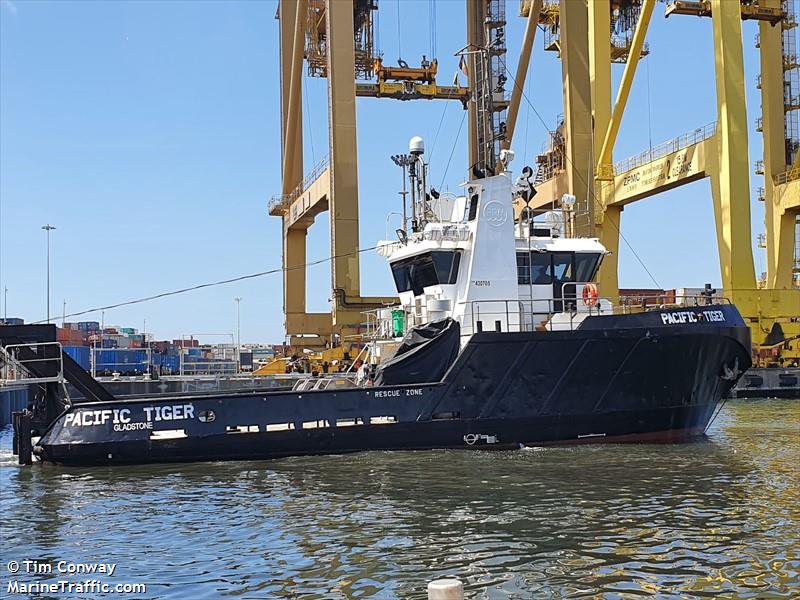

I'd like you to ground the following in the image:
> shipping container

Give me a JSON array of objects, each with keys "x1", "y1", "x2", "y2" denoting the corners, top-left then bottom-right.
[
  {"x1": 63, "y1": 346, "x2": 91, "y2": 371},
  {"x1": 173, "y1": 339, "x2": 199, "y2": 348},
  {"x1": 77, "y1": 321, "x2": 99, "y2": 332},
  {"x1": 57, "y1": 327, "x2": 86, "y2": 345},
  {"x1": 94, "y1": 349, "x2": 148, "y2": 374},
  {"x1": 2, "y1": 317, "x2": 24, "y2": 325},
  {"x1": 159, "y1": 354, "x2": 180, "y2": 374}
]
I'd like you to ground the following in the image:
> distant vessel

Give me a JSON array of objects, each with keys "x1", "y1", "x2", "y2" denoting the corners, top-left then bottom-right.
[{"x1": 5, "y1": 136, "x2": 751, "y2": 466}]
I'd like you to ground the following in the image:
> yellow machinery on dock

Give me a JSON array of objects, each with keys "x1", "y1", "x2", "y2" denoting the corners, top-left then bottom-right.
[{"x1": 253, "y1": 343, "x2": 362, "y2": 375}]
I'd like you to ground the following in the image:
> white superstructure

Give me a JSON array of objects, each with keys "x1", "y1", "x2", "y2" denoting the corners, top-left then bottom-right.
[{"x1": 371, "y1": 137, "x2": 610, "y2": 351}]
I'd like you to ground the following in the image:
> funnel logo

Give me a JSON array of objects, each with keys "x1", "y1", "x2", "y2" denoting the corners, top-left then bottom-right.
[{"x1": 482, "y1": 201, "x2": 508, "y2": 227}]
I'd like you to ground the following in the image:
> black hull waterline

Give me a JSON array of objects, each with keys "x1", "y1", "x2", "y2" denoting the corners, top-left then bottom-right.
[{"x1": 31, "y1": 305, "x2": 751, "y2": 466}]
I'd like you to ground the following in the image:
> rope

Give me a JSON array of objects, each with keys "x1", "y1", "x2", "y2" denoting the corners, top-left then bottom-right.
[
  {"x1": 30, "y1": 244, "x2": 386, "y2": 324},
  {"x1": 704, "y1": 393, "x2": 729, "y2": 433}
]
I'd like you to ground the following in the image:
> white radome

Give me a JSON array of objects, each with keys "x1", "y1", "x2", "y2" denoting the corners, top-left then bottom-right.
[{"x1": 409, "y1": 136, "x2": 425, "y2": 155}]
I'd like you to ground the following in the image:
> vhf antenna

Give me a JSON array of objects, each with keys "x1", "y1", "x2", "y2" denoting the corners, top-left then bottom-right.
[{"x1": 391, "y1": 153, "x2": 414, "y2": 238}]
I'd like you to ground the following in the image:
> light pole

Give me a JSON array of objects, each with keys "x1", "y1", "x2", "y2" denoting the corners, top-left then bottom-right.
[
  {"x1": 234, "y1": 297, "x2": 242, "y2": 373},
  {"x1": 42, "y1": 224, "x2": 56, "y2": 323}
]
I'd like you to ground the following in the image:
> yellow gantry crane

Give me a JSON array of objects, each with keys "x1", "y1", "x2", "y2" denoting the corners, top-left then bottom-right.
[
  {"x1": 513, "y1": 0, "x2": 799, "y2": 366},
  {"x1": 272, "y1": 0, "x2": 799, "y2": 365},
  {"x1": 271, "y1": 0, "x2": 495, "y2": 349}
]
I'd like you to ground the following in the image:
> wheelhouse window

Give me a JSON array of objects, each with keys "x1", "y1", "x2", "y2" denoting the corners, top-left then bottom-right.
[
  {"x1": 531, "y1": 253, "x2": 552, "y2": 284},
  {"x1": 574, "y1": 253, "x2": 601, "y2": 282},
  {"x1": 516, "y1": 251, "x2": 601, "y2": 285},
  {"x1": 551, "y1": 253, "x2": 573, "y2": 283},
  {"x1": 391, "y1": 251, "x2": 461, "y2": 295}
]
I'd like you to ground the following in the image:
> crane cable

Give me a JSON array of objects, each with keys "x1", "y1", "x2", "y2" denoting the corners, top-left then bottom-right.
[
  {"x1": 500, "y1": 57, "x2": 662, "y2": 289},
  {"x1": 375, "y1": 0, "x2": 381, "y2": 56},
  {"x1": 303, "y1": 73, "x2": 316, "y2": 164},
  {"x1": 439, "y1": 111, "x2": 467, "y2": 191},
  {"x1": 428, "y1": 0, "x2": 437, "y2": 59},
  {"x1": 396, "y1": 0, "x2": 402, "y2": 62}
]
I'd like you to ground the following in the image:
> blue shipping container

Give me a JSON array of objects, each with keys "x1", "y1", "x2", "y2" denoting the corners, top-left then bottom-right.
[
  {"x1": 95, "y1": 349, "x2": 147, "y2": 374},
  {"x1": 63, "y1": 346, "x2": 91, "y2": 371},
  {"x1": 159, "y1": 355, "x2": 179, "y2": 373}
]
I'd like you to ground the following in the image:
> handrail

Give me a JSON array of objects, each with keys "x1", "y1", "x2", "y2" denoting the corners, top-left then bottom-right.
[
  {"x1": 360, "y1": 292, "x2": 732, "y2": 339},
  {"x1": 613, "y1": 122, "x2": 716, "y2": 175},
  {"x1": 774, "y1": 166, "x2": 800, "y2": 185},
  {"x1": 268, "y1": 154, "x2": 330, "y2": 215},
  {"x1": 1, "y1": 342, "x2": 65, "y2": 386}
]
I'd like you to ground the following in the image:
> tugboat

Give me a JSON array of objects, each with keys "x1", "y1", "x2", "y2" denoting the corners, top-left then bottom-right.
[{"x1": 5, "y1": 138, "x2": 750, "y2": 466}]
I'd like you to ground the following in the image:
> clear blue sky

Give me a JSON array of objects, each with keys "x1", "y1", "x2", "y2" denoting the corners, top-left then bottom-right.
[{"x1": 0, "y1": 0, "x2": 776, "y2": 344}]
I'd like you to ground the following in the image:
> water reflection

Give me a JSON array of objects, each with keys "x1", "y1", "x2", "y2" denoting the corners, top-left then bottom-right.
[{"x1": 1, "y1": 399, "x2": 797, "y2": 598}]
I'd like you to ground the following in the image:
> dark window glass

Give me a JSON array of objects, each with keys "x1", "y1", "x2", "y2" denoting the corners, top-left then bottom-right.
[
  {"x1": 390, "y1": 251, "x2": 461, "y2": 295},
  {"x1": 531, "y1": 252, "x2": 552, "y2": 284},
  {"x1": 551, "y1": 253, "x2": 573, "y2": 283},
  {"x1": 432, "y1": 251, "x2": 461, "y2": 284},
  {"x1": 391, "y1": 261, "x2": 411, "y2": 292},
  {"x1": 574, "y1": 253, "x2": 600, "y2": 282},
  {"x1": 516, "y1": 252, "x2": 531, "y2": 284},
  {"x1": 414, "y1": 255, "x2": 439, "y2": 292},
  {"x1": 468, "y1": 194, "x2": 479, "y2": 221}
]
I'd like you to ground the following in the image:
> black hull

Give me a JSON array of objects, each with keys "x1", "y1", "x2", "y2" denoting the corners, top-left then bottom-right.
[
  {"x1": 38, "y1": 408, "x2": 716, "y2": 466},
  {"x1": 35, "y1": 305, "x2": 751, "y2": 466}
]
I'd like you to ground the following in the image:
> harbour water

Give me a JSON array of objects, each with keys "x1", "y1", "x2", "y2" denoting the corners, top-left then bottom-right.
[{"x1": 1, "y1": 399, "x2": 798, "y2": 599}]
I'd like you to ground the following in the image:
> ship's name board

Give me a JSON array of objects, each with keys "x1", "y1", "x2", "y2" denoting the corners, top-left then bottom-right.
[
  {"x1": 660, "y1": 310, "x2": 725, "y2": 325},
  {"x1": 63, "y1": 404, "x2": 196, "y2": 430}
]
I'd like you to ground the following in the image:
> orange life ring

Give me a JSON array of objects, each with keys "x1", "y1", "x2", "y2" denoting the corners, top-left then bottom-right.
[{"x1": 582, "y1": 283, "x2": 599, "y2": 307}]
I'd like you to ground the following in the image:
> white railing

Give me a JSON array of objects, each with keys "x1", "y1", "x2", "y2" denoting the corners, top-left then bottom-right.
[{"x1": 362, "y1": 293, "x2": 731, "y2": 339}]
